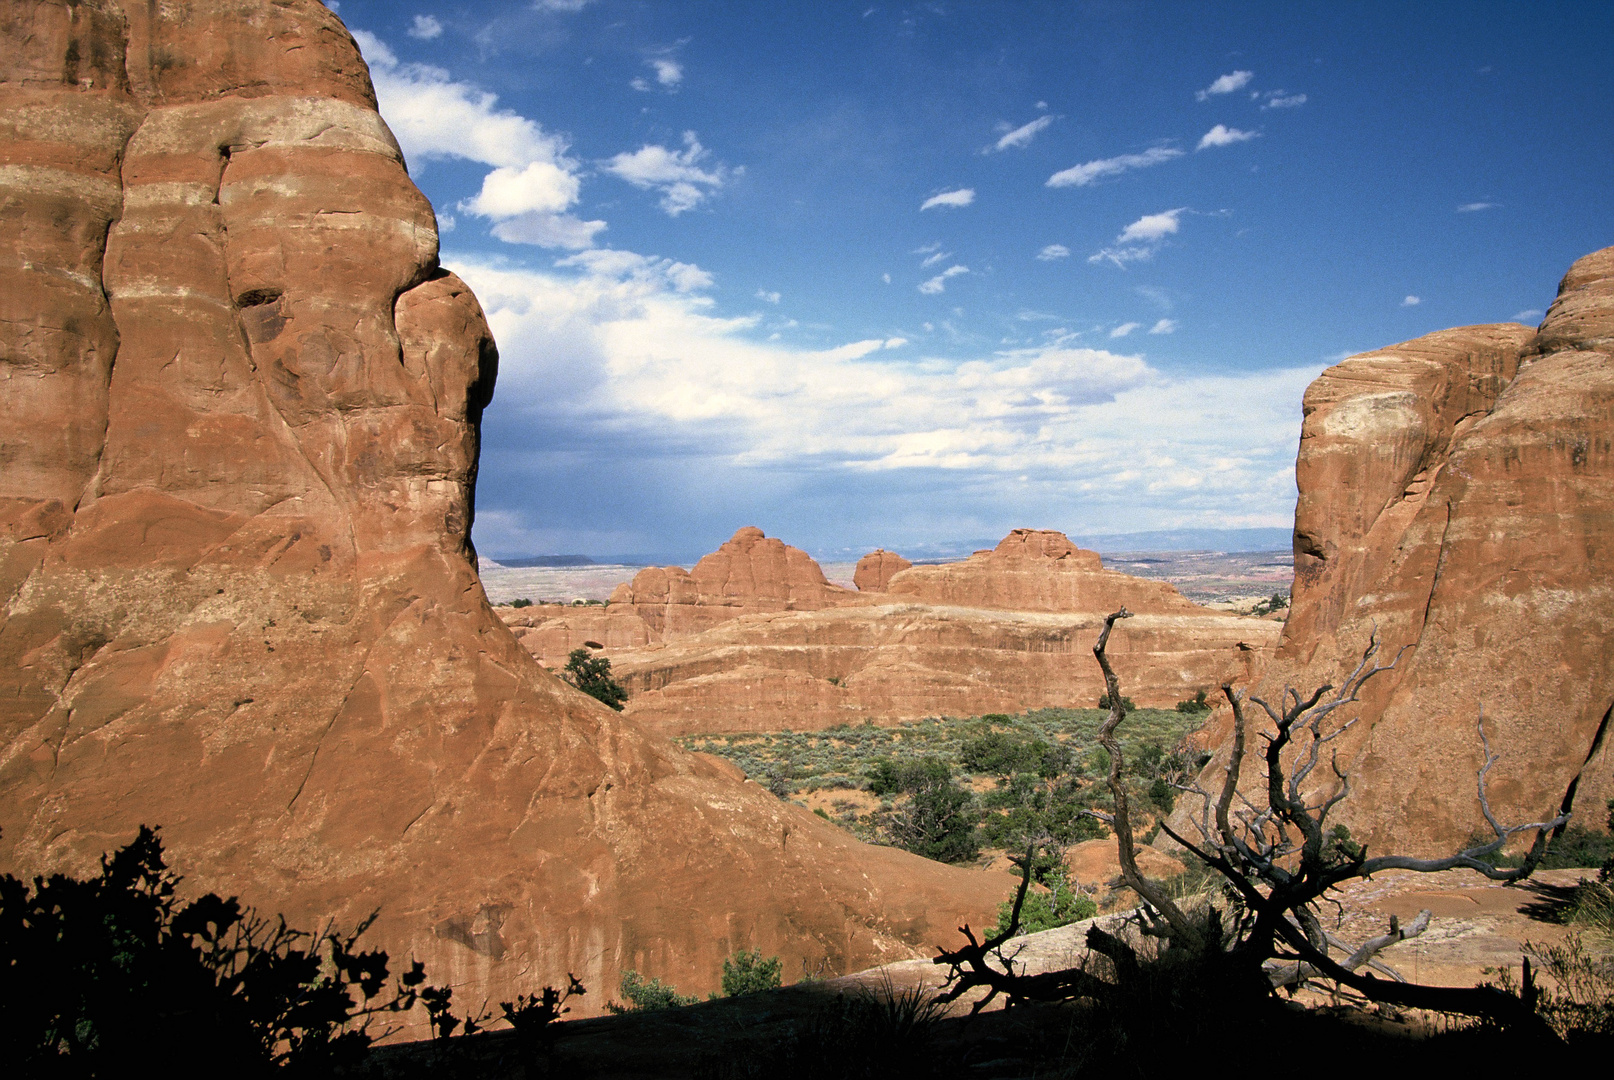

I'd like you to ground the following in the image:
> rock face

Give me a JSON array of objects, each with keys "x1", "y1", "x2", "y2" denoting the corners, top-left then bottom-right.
[
  {"x1": 0, "y1": 0, "x2": 1012, "y2": 1020},
  {"x1": 853, "y1": 549, "x2": 912, "y2": 592},
  {"x1": 1169, "y1": 249, "x2": 1614, "y2": 857},
  {"x1": 612, "y1": 604, "x2": 1277, "y2": 736},
  {"x1": 885, "y1": 529, "x2": 1202, "y2": 614}
]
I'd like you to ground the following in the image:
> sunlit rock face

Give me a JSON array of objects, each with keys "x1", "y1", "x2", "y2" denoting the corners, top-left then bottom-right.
[
  {"x1": 0, "y1": 0, "x2": 1009, "y2": 1020},
  {"x1": 1172, "y1": 247, "x2": 1614, "y2": 857}
]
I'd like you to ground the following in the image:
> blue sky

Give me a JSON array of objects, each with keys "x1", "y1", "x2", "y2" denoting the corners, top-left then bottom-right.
[{"x1": 327, "y1": 1, "x2": 1613, "y2": 561}]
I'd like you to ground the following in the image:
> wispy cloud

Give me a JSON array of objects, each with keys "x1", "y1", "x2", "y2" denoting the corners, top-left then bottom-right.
[
  {"x1": 921, "y1": 188, "x2": 975, "y2": 210},
  {"x1": 989, "y1": 114, "x2": 1057, "y2": 152},
  {"x1": 1511, "y1": 309, "x2": 1542, "y2": 322},
  {"x1": 920, "y1": 249, "x2": 951, "y2": 268},
  {"x1": 408, "y1": 14, "x2": 442, "y2": 39},
  {"x1": 353, "y1": 29, "x2": 605, "y2": 249},
  {"x1": 919, "y1": 265, "x2": 969, "y2": 294},
  {"x1": 602, "y1": 131, "x2": 733, "y2": 216},
  {"x1": 756, "y1": 289, "x2": 781, "y2": 304},
  {"x1": 1110, "y1": 322, "x2": 1141, "y2": 338},
  {"x1": 1197, "y1": 124, "x2": 1258, "y2": 150},
  {"x1": 1089, "y1": 209, "x2": 1185, "y2": 268},
  {"x1": 1456, "y1": 201, "x2": 1499, "y2": 212},
  {"x1": 533, "y1": 0, "x2": 593, "y2": 11},
  {"x1": 1257, "y1": 90, "x2": 1306, "y2": 109},
  {"x1": 1149, "y1": 319, "x2": 1177, "y2": 335},
  {"x1": 1402, "y1": 295, "x2": 1421, "y2": 306},
  {"x1": 1037, "y1": 244, "x2": 1070, "y2": 261},
  {"x1": 1046, "y1": 146, "x2": 1182, "y2": 188},
  {"x1": 1197, "y1": 70, "x2": 1253, "y2": 101}
]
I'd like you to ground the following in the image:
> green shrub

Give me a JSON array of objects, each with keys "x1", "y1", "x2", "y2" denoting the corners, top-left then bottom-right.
[
  {"x1": 1097, "y1": 693, "x2": 1135, "y2": 711},
  {"x1": 509, "y1": 597, "x2": 533, "y2": 608},
  {"x1": 607, "y1": 970, "x2": 697, "y2": 1012},
  {"x1": 992, "y1": 873, "x2": 1098, "y2": 937},
  {"x1": 563, "y1": 647, "x2": 628, "y2": 711},
  {"x1": 721, "y1": 948, "x2": 783, "y2": 996},
  {"x1": 1539, "y1": 824, "x2": 1614, "y2": 871},
  {"x1": 1175, "y1": 689, "x2": 1210, "y2": 713},
  {"x1": 881, "y1": 770, "x2": 980, "y2": 864}
]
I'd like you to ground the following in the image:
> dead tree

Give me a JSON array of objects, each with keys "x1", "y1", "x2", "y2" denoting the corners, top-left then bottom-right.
[{"x1": 935, "y1": 607, "x2": 1569, "y2": 1033}]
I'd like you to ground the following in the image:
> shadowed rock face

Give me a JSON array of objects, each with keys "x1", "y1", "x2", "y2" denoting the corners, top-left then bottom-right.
[
  {"x1": 0, "y1": 0, "x2": 1010, "y2": 1020},
  {"x1": 1171, "y1": 248, "x2": 1614, "y2": 857}
]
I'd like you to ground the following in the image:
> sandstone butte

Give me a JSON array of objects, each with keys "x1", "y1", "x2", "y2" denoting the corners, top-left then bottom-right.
[
  {"x1": 571, "y1": 528, "x2": 1279, "y2": 736},
  {"x1": 1166, "y1": 246, "x2": 1614, "y2": 858},
  {"x1": 0, "y1": 0, "x2": 1014, "y2": 1021}
]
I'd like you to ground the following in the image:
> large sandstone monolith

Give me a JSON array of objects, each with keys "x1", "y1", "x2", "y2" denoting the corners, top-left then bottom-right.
[
  {"x1": 1168, "y1": 248, "x2": 1614, "y2": 857},
  {"x1": 0, "y1": 0, "x2": 1009, "y2": 1021}
]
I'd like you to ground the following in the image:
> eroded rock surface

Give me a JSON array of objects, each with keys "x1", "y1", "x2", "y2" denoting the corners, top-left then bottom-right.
[
  {"x1": 0, "y1": 0, "x2": 1011, "y2": 1020},
  {"x1": 1170, "y1": 249, "x2": 1614, "y2": 857},
  {"x1": 853, "y1": 548, "x2": 911, "y2": 592}
]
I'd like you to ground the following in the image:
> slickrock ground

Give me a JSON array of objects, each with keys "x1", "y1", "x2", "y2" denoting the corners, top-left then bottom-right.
[
  {"x1": 0, "y1": 0, "x2": 1011, "y2": 1023},
  {"x1": 1169, "y1": 247, "x2": 1614, "y2": 857}
]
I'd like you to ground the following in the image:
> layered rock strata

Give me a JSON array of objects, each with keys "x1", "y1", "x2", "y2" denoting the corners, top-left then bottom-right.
[
  {"x1": 1169, "y1": 249, "x2": 1614, "y2": 856},
  {"x1": 0, "y1": 0, "x2": 1010, "y2": 1020}
]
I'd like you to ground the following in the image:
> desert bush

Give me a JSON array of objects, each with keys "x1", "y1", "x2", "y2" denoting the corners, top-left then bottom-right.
[
  {"x1": 1096, "y1": 693, "x2": 1135, "y2": 711},
  {"x1": 990, "y1": 871, "x2": 1098, "y2": 937},
  {"x1": 562, "y1": 647, "x2": 628, "y2": 711},
  {"x1": 607, "y1": 970, "x2": 697, "y2": 1012},
  {"x1": 720, "y1": 949, "x2": 783, "y2": 996},
  {"x1": 1175, "y1": 689, "x2": 1210, "y2": 713}
]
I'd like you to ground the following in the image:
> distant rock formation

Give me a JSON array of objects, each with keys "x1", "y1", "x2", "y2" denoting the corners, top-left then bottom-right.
[
  {"x1": 0, "y1": 0, "x2": 1008, "y2": 1020},
  {"x1": 1170, "y1": 246, "x2": 1614, "y2": 857},
  {"x1": 885, "y1": 529, "x2": 1202, "y2": 614},
  {"x1": 612, "y1": 604, "x2": 1277, "y2": 735},
  {"x1": 853, "y1": 549, "x2": 912, "y2": 592}
]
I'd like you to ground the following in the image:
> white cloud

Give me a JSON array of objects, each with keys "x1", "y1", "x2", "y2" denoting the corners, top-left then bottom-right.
[
  {"x1": 354, "y1": 30, "x2": 606, "y2": 250},
  {"x1": 1148, "y1": 318, "x2": 1177, "y2": 335},
  {"x1": 652, "y1": 58, "x2": 683, "y2": 87},
  {"x1": 602, "y1": 131, "x2": 731, "y2": 216},
  {"x1": 1402, "y1": 295, "x2": 1420, "y2": 306},
  {"x1": 920, "y1": 249, "x2": 951, "y2": 268},
  {"x1": 884, "y1": 337, "x2": 908, "y2": 349},
  {"x1": 1511, "y1": 309, "x2": 1543, "y2": 322},
  {"x1": 882, "y1": 273, "x2": 892, "y2": 284},
  {"x1": 1046, "y1": 146, "x2": 1182, "y2": 188},
  {"x1": 408, "y1": 14, "x2": 442, "y2": 39},
  {"x1": 453, "y1": 253, "x2": 1320, "y2": 536},
  {"x1": 1197, "y1": 124, "x2": 1259, "y2": 150},
  {"x1": 1089, "y1": 209, "x2": 1186, "y2": 269},
  {"x1": 756, "y1": 289, "x2": 781, "y2": 304},
  {"x1": 1037, "y1": 244, "x2": 1070, "y2": 261},
  {"x1": 920, "y1": 188, "x2": 975, "y2": 210},
  {"x1": 1457, "y1": 201, "x2": 1499, "y2": 212},
  {"x1": 1117, "y1": 208, "x2": 1185, "y2": 244},
  {"x1": 919, "y1": 265, "x2": 969, "y2": 294},
  {"x1": 990, "y1": 114, "x2": 1057, "y2": 152},
  {"x1": 1110, "y1": 322, "x2": 1140, "y2": 338},
  {"x1": 1196, "y1": 70, "x2": 1253, "y2": 101},
  {"x1": 1259, "y1": 91, "x2": 1307, "y2": 109},
  {"x1": 533, "y1": 0, "x2": 592, "y2": 11}
]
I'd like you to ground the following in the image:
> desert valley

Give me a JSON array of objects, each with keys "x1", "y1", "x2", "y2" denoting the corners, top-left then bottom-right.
[{"x1": 2, "y1": 0, "x2": 1611, "y2": 1074}]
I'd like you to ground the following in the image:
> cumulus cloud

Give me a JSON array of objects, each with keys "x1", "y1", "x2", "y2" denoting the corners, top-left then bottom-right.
[
  {"x1": 454, "y1": 252, "x2": 1321, "y2": 552},
  {"x1": 1109, "y1": 322, "x2": 1141, "y2": 338},
  {"x1": 1037, "y1": 244, "x2": 1070, "y2": 261},
  {"x1": 1089, "y1": 209, "x2": 1185, "y2": 268},
  {"x1": 408, "y1": 14, "x2": 442, "y2": 39},
  {"x1": 1197, "y1": 70, "x2": 1253, "y2": 101},
  {"x1": 1046, "y1": 146, "x2": 1182, "y2": 188},
  {"x1": 756, "y1": 289, "x2": 781, "y2": 303},
  {"x1": 1402, "y1": 295, "x2": 1421, "y2": 306},
  {"x1": 990, "y1": 114, "x2": 1057, "y2": 152},
  {"x1": 603, "y1": 131, "x2": 732, "y2": 216},
  {"x1": 354, "y1": 29, "x2": 606, "y2": 249},
  {"x1": 1149, "y1": 318, "x2": 1177, "y2": 335},
  {"x1": 1457, "y1": 201, "x2": 1499, "y2": 212},
  {"x1": 921, "y1": 188, "x2": 975, "y2": 210},
  {"x1": 1197, "y1": 124, "x2": 1258, "y2": 149},
  {"x1": 919, "y1": 265, "x2": 969, "y2": 294}
]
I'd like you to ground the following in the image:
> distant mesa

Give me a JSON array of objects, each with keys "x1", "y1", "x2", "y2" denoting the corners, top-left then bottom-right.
[
  {"x1": 495, "y1": 554, "x2": 597, "y2": 568},
  {"x1": 853, "y1": 549, "x2": 912, "y2": 592}
]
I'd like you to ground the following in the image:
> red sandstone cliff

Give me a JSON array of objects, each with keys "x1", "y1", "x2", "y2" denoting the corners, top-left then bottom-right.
[
  {"x1": 0, "y1": 0, "x2": 1009, "y2": 1020},
  {"x1": 1168, "y1": 248, "x2": 1614, "y2": 856}
]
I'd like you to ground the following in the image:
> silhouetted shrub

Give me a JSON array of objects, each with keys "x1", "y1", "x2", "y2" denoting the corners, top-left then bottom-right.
[{"x1": 607, "y1": 970, "x2": 697, "y2": 1012}]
